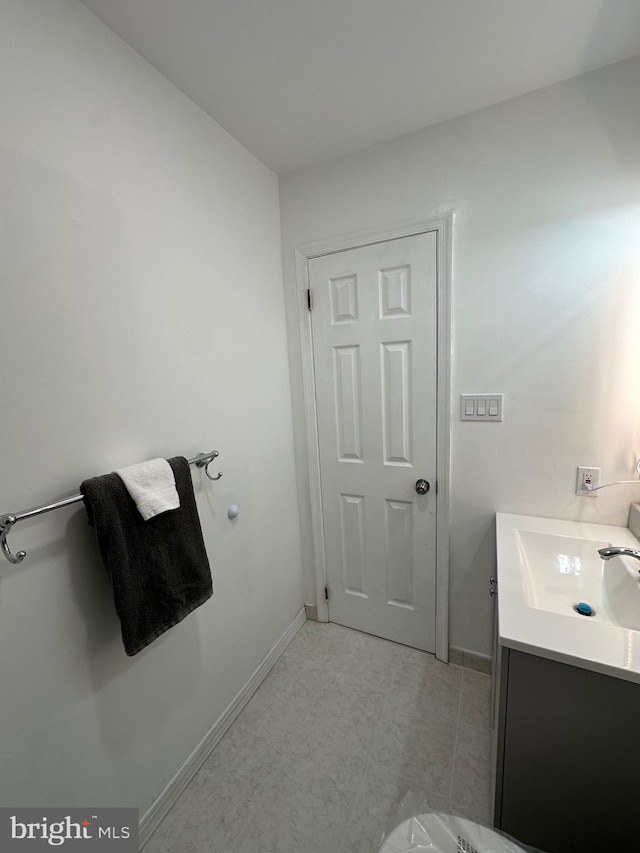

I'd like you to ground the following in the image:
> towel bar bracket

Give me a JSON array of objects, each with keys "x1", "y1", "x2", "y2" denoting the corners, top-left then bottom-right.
[
  {"x1": 0, "y1": 515, "x2": 24, "y2": 565},
  {"x1": 195, "y1": 451, "x2": 223, "y2": 481},
  {"x1": 0, "y1": 449, "x2": 222, "y2": 565}
]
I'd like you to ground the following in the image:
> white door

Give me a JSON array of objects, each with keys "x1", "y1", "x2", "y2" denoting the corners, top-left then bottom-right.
[{"x1": 309, "y1": 231, "x2": 438, "y2": 652}]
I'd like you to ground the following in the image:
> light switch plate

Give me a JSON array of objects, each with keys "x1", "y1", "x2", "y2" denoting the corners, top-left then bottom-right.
[{"x1": 460, "y1": 394, "x2": 504, "y2": 421}]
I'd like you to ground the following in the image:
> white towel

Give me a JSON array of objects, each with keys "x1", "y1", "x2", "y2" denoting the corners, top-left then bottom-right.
[{"x1": 115, "y1": 457, "x2": 180, "y2": 521}]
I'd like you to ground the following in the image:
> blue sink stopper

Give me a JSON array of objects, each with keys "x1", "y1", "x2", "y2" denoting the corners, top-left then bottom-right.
[{"x1": 576, "y1": 602, "x2": 593, "y2": 616}]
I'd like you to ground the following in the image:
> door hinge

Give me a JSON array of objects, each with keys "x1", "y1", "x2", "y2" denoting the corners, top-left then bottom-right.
[
  {"x1": 307, "y1": 288, "x2": 312, "y2": 311},
  {"x1": 324, "y1": 585, "x2": 329, "y2": 601}
]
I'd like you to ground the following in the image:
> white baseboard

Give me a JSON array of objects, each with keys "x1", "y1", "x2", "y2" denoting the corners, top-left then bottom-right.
[
  {"x1": 449, "y1": 646, "x2": 492, "y2": 675},
  {"x1": 304, "y1": 602, "x2": 318, "y2": 621},
  {"x1": 139, "y1": 607, "x2": 307, "y2": 849}
]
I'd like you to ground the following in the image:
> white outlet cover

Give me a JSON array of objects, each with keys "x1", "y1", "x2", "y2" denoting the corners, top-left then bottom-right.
[{"x1": 576, "y1": 466, "x2": 600, "y2": 497}]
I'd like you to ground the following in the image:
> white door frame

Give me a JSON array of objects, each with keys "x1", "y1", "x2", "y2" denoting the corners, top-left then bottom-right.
[{"x1": 295, "y1": 214, "x2": 453, "y2": 662}]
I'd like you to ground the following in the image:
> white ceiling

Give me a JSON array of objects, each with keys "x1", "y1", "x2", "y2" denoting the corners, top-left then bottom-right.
[{"x1": 79, "y1": 0, "x2": 640, "y2": 176}]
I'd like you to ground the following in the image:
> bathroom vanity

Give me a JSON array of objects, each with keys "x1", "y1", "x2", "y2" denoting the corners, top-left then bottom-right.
[{"x1": 492, "y1": 513, "x2": 640, "y2": 853}]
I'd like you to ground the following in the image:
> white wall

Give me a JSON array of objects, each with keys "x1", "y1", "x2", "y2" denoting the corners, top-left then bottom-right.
[
  {"x1": 280, "y1": 56, "x2": 640, "y2": 657},
  {"x1": 0, "y1": 0, "x2": 303, "y2": 817}
]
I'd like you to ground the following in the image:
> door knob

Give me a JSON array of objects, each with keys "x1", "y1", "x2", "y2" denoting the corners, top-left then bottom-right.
[{"x1": 415, "y1": 479, "x2": 430, "y2": 495}]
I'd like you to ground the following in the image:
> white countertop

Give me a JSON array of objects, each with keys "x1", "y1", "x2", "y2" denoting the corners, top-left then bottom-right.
[{"x1": 496, "y1": 512, "x2": 640, "y2": 684}]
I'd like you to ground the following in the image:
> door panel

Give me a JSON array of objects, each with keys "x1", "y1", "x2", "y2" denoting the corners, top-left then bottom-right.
[{"x1": 309, "y1": 232, "x2": 438, "y2": 651}]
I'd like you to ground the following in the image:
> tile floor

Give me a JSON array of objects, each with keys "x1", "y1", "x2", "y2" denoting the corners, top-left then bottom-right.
[{"x1": 145, "y1": 621, "x2": 492, "y2": 853}]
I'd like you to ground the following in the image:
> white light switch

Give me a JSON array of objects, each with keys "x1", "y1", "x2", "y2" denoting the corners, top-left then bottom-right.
[{"x1": 460, "y1": 394, "x2": 504, "y2": 421}]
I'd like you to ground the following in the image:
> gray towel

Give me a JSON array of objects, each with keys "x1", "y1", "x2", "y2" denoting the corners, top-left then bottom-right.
[{"x1": 81, "y1": 456, "x2": 212, "y2": 656}]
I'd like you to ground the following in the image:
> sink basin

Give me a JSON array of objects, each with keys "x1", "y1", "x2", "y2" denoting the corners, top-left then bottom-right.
[
  {"x1": 517, "y1": 531, "x2": 608, "y2": 605},
  {"x1": 603, "y1": 554, "x2": 640, "y2": 631},
  {"x1": 496, "y1": 513, "x2": 640, "y2": 683},
  {"x1": 516, "y1": 529, "x2": 640, "y2": 630}
]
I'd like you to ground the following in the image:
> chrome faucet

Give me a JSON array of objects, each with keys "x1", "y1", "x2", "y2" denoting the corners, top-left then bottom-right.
[{"x1": 598, "y1": 546, "x2": 640, "y2": 564}]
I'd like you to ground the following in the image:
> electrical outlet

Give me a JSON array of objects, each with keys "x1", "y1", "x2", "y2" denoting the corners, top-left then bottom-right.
[{"x1": 576, "y1": 466, "x2": 600, "y2": 497}]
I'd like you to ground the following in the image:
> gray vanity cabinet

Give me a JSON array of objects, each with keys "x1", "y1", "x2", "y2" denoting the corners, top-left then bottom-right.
[{"x1": 492, "y1": 646, "x2": 640, "y2": 852}]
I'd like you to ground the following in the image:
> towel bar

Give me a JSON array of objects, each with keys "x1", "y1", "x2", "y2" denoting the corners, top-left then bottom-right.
[{"x1": 0, "y1": 450, "x2": 222, "y2": 565}]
